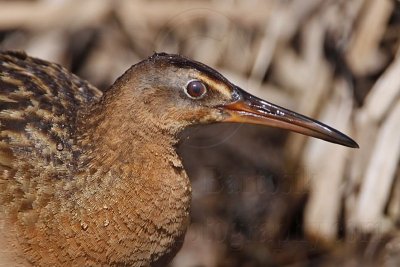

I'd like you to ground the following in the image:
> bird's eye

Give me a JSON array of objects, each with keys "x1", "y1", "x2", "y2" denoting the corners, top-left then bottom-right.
[{"x1": 185, "y1": 80, "x2": 207, "y2": 99}]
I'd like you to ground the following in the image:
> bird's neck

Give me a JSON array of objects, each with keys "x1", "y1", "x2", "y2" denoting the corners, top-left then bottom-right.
[
  {"x1": 79, "y1": 104, "x2": 188, "y2": 196},
  {"x1": 76, "y1": 84, "x2": 191, "y2": 207}
]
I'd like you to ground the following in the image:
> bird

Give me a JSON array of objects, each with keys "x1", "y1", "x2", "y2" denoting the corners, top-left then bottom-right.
[{"x1": 0, "y1": 50, "x2": 358, "y2": 266}]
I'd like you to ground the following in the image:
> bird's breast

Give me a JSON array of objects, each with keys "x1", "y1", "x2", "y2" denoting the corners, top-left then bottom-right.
[{"x1": 53, "y1": 155, "x2": 192, "y2": 266}]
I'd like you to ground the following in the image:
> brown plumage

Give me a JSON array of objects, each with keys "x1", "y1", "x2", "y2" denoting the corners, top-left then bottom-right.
[{"x1": 0, "y1": 51, "x2": 358, "y2": 266}]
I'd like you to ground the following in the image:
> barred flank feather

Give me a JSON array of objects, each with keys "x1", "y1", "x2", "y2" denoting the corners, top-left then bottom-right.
[{"x1": 0, "y1": 51, "x2": 102, "y2": 228}]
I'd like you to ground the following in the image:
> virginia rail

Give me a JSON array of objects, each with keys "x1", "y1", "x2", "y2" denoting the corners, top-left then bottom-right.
[{"x1": 0, "y1": 51, "x2": 358, "y2": 266}]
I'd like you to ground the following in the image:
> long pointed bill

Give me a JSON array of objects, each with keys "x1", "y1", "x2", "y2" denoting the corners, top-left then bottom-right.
[{"x1": 220, "y1": 87, "x2": 359, "y2": 148}]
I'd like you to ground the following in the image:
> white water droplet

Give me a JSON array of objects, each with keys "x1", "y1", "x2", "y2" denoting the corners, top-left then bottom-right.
[
  {"x1": 80, "y1": 222, "x2": 88, "y2": 231},
  {"x1": 56, "y1": 142, "x2": 64, "y2": 151}
]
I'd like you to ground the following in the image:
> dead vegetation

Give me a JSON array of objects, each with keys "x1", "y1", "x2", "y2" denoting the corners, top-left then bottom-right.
[{"x1": 0, "y1": 0, "x2": 399, "y2": 266}]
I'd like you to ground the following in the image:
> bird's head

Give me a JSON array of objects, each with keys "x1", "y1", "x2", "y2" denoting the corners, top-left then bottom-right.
[{"x1": 111, "y1": 52, "x2": 358, "y2": 148}]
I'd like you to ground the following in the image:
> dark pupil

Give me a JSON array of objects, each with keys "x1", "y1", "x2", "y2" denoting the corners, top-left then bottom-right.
[{"x1": 187, "y1": 81, "x2": 205, "y2": 98}]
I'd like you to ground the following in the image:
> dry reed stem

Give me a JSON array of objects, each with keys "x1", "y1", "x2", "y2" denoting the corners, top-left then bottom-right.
[
  {"x1": 354, "y1": 100, "x2": 400, "y2": 232},
  {"x1": 0, "y1": 0, "x2": 110, "y2": 30},
  {"x1": 303, "y1": 78, "x2": 353, "y2": 242},
  {"x1": 346, "y1": 0, "x2": 393, "y2": 75},
  {"x1": 363, "y1": 47, "x2": 400, "y2": 123}
]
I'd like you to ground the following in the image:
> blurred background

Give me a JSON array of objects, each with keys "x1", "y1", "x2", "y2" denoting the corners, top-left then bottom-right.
[{"x1": 1, "y1": 0, "x2": 399, "y2": 266}]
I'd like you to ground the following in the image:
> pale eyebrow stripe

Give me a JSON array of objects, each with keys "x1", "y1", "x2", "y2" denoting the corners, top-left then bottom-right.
[{"x1": 197, "y1": 73, "x2": 232, "y2": 99}]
